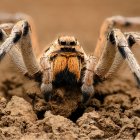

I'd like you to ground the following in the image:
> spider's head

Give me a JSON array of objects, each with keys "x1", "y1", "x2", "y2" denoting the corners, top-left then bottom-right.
[
  {"x1": 42, "y1": 35, "x2": 85, "y2": 58},
  {"x1": 45, "y1": 35, "x2": 82, "y2": 53},
  {"x1": 56, "y1": 35, "x2": 80, "y2": 52}
]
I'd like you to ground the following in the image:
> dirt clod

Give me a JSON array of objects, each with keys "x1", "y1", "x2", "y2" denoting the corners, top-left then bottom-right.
[{"x1": 0, "y1": 74, "x2": 140, "y2": 140}]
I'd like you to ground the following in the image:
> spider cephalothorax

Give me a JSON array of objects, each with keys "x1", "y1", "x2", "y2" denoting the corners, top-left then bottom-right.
[
  {"x1": 0, "y1": 13, "x2": 140, "y2": 105},
  {"x1": 40, "y1": 36, "x2": 86, "y2": 92}
]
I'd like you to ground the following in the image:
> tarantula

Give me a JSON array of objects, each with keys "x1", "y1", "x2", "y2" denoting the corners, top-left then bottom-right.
[{"x1": 0, "y1": 13, "x2": 140, "y2": 105}]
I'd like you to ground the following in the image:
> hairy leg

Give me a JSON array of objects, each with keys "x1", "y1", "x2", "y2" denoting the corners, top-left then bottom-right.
[
  {"x1": 0, "y1": 13, "x2": 40, "y2": 55},
  {"x1": 81, "y1": 54, "x2": 96, "y2": 104},
  {"x1": 81, "y1": 29, "x2": 128, "y2": 104},
  {"x1": 0, "y1": 20, "x2": 41, "y2": 82},
  {"x1": 82, "y1": 16, "x2": 140, "y2": 104},
  {"x1": 0, "y1": 20, "x2": 43, "y2": 100},
  {"x1": 94, "y1": 16, "x2": 140, "y2": 60},
  {"x1": 0, "y1": 27, "x2": 28, "y2": 74},
  {"x1": 125, "y1": 32, "x2": 140, "y2": 87},
  {"x1": 84, "y1": 16, "x2": 140, "y2": 90},
  {"x1": 105, "y1": 32, "x2": 138, "y2": 78},
  {"x1": 40, "y1": 55, "x2": 53, "y2": 101},
  {"x1": 94, "y1": 16, "x2": 140, "y2": 78}
]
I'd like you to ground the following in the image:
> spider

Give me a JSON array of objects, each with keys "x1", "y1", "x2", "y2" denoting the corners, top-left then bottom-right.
[{"x1": 0, "y1": 13, "x2": 140, "y2": 106}]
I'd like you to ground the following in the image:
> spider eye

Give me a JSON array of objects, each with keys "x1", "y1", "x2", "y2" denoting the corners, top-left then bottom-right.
[
  {"x1": 60, "y1": 41, "x2": 66, "y2": 46},
  {"x1": 70, "y1": 41, "x2": 76, "y2": 46}
]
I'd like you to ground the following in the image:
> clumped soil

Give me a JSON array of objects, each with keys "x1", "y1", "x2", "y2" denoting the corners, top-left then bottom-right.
[{"x1": 0, "y1": 68, "x2": 140, "y2": 140}]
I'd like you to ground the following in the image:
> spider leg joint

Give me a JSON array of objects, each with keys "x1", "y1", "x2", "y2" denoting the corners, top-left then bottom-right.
[
  {"x1": 41, "y1": 83, "x2": 53, "y2": 101},
  {"x1": 81, "y1": 84, "x2": 94, "y2": 105}
]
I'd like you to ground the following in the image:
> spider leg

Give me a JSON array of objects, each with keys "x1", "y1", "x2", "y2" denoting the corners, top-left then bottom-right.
[
  {"x1": 94, "y1": 29, "x2": 127, "y2": 78},
  {"x1": 0, "y1": 27, "x2": 28, "y2": 75},
  {"x1": 40, "y1": 55, "x2": 53, "y2": 101},
  {"x1": 18, "y1": 20, "x2": 40, "y2": 76},
  {"x1": 94, "y1": 16, "x2": 140, "y2": 60},
  {"x1": 0, "y1": 23, "x2": 14, "y2": 34},
  {"x1": 125, "y1": 32, "x2": 140, "y2": 46},
  {"x1": 0, "y1": 13, "x2": 40, "y2": 55},
  {"x1": 104, "y1": 32, "x2": 140, "y2": 83},
  {"x1": 96, "y1": 29, "x2": 140, "y2": 84},
  {"x1": 95, "y1": 16, "x2": 140, "y2": 81},
  {"x1": 82, "y1": 16, "x2": 140, "y2": 104},
  {"x1": 0, "y1": 20, "x2": 41, "y2": 82},
  {"x1": 104, "y1": 51, "x2": 124, "y2": 79},
  {"x1": 105, "y1": 32, "x2": 140, "y2": 79},
  {"x1": 81, "y1": 29, "x2": 117, "y2": 104},
  {"x1": 0, "y1": 28, "x2": 7, "y2": 43},
  {"x1": 125, "y1": 32, "x2": 140, "y2": 85},
  {"x1": 0, "y1": 20, "x2": 43, "y2": 99},
  {"x1": 81, "y1": 55, "x2": 96, "y2": 104}
]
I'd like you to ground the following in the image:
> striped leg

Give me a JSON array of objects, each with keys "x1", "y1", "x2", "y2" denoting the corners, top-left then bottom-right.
[
  {"x1": 40, "y1": 55, "x2": 53, "y2": 101},
  {"x1": 0, "y1": 27, "x2": 28, "y2": 75},
  {"x1": 94, "y1": 16, "x2": 140, "y2": 79},
  {"x1": 82, "y1": 29, "x2": 125, "y2": 104},
  {"x1": 94, "y1": 16, "x2": 140, "y2": 60},
  {"x1": 0, "y1": 13, "x2": 40, "y2": 55},
  {"x1": 82, "y1": 16, "x2": 140, "y2": 104},
  {"x1": 0, "y1": 20, "x2": 41, "y2": 82}
]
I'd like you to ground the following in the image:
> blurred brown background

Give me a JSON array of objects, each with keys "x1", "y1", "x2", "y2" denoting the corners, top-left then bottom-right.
[{"x1": 0, "y1": 0, "x2": 140, "y2": 53}]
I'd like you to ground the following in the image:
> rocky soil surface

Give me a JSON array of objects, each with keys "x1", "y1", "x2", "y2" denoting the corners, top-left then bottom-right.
[{"x1": 0, "y1": 72, "x2": 140, "y2": 140}]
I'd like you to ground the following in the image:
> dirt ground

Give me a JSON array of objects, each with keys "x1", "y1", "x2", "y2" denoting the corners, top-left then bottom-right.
[{"x1": 0, "y1": 0, "x2": 140, "y2": 139}]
